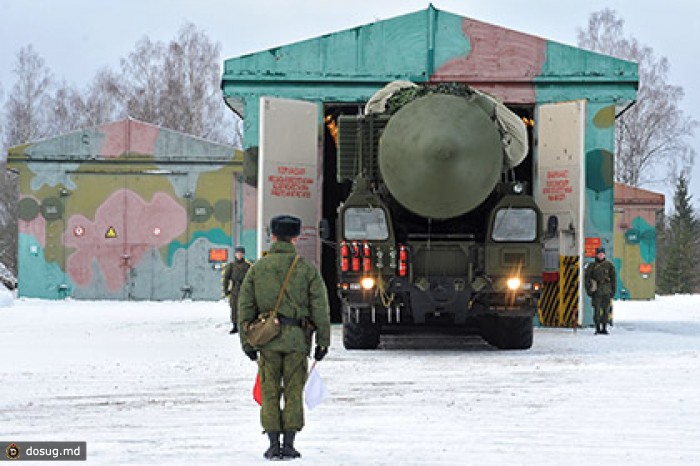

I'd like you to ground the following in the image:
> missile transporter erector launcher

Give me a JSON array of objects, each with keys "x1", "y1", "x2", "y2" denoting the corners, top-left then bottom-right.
[{"x1": 335, "y1": 82, "x2": 543, "y2": 350}]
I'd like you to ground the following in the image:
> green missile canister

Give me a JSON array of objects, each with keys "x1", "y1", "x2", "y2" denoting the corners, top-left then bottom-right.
[{"x1": 378, "y1": 93, "x2": 503, "y2": 219}]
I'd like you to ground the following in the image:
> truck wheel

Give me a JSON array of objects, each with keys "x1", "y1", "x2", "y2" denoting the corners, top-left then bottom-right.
[
  {"x1": 342, "y1": 313, "x2": 380, "y2": 350},
  {"x1": 479, "y1": 315, "x2": 498, "y2": 347},
  {"x1": 493, "y1": 316, "x2": 533, "y2": 350}
]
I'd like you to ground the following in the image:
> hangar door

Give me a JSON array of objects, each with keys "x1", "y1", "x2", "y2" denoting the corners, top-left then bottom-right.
[
  {"x1": 258, "y1": 97, "x2": 320, "y2": 264},
  {"x1": 535, "y1": 100, "x2": 586, "y2": 327},
  {"x1": 64, "y1": 173, "x2": 188, "y2": 300}
]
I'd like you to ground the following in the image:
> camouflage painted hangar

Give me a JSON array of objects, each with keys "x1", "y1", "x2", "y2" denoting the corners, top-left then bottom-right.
[
  {"x1": 613, "y1": 183, "x2": 665, "y2": 300},
  {"x1": 7, "y1": 119, "x2": 243, "y2": 300},
  {"x1": 221, "y1": 5, "x2": 638, "y2": 325}
]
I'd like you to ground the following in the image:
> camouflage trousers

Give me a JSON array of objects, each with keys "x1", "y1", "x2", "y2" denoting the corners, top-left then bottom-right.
[
  {"x1": 229, "y1": 292, "x2": 239, "y2": 324},
  {"x1": 259, "y1": 350, "x2": 308, "y2": 433},
  {"x1": 592, "y1": 293, "x2": 612, "y2": 325}
]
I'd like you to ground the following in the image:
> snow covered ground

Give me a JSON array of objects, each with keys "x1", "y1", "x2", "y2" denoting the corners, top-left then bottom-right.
[{"x1": 2, "y1": 294, "x2": 700, "y2": 465}]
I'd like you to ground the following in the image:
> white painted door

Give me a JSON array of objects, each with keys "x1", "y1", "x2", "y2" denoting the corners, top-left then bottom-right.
[
  {"x1": 536, "y1": 100, "x2": 586, "y2": 324},
  {"x1": 258, "y1": 96, "x2": 320, "y2": 264}
]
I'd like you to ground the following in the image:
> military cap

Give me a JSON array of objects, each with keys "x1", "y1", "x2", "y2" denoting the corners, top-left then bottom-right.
[
  {"x1": 595, "y1": 247, "x2": 605, "y2": 254},
  {"x1": 270, "y1": 214, "x2": 302, "y2": 237},
  {"x1": 234, "y1": 246, "x2": 245, "y2": 254}
]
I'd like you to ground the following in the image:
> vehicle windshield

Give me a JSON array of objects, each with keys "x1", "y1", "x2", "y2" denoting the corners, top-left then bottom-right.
[
  {"x1": 344, "y1": 207, "x2": 389, "y2": 240},
  {"x1": 492, "y1": 208, "x2": 537, "y2": 242}
]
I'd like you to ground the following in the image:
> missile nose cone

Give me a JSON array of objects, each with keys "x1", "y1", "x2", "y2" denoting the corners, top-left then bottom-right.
[
  {"x1": 379, "y1": 94, "x2": 503, "y2": 219},
  {"x1": 435, "y1": 146, "x2": 453, "y2": 162}
]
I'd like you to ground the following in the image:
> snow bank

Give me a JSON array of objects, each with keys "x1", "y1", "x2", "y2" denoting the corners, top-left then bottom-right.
[{"x1": 0, "y1": 283, "x2": 13, "y2": 307}]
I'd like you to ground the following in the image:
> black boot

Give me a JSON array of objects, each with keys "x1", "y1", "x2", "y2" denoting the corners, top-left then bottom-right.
[
  {"x1": 281, "y1": 431, "x2": 301, "y2": 459},
  {"x1": 601, "y1": 324, "x2": 609, "y2": 335},
  {"x1": 594, "y1": 324, "x2": 601, "y2": 335},
  {"x1": 263, "y1": 432, "x2": 281, "y2": 460},
  {"x1": 229, "y1": 323, "x2": 238, "y2": 334}
]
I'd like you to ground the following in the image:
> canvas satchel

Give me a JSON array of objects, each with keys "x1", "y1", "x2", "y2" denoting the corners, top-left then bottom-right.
[{"x1": 245, "y1": 255, "x2": 300, "y2": 347}]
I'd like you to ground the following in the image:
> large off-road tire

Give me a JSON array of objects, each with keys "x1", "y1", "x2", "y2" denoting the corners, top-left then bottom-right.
[
  {"x1": 479, "y1": 315, "x2": 498, "y2": 347},
  {"x1": 492, "y1": 316, "x2": 533, "y2": 350},
  {"x1": 342, "y1": 313, "x2": 380, "y2": 350}
]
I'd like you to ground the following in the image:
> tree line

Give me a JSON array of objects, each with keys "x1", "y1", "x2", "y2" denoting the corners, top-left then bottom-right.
[
  {"x1": 0, "y1": 22, "x2": 241, "y2": 153},
  {"x1": 656, "y1": 174, "x2": 700, "y2": 294}
]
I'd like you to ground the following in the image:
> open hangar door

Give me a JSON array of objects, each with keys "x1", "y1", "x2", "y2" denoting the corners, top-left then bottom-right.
[
  {"x1": 257, "y1": 95, "x2": 337, "y2": 317},
  {"x1": 535, "y1": 100, "x2": 586, "y2": 328},
  {"x1": 258, "y1": 97, "x2": 364, "y2": 322}
]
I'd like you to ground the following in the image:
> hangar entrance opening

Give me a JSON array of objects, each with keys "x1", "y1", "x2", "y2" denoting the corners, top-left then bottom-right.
[
  {"x1": 322, "y1": 104, "x2": 363, "y2": 321},
  {"x1": 259, "y1": 94, "x2": 534, "y2": 322},
  {"x1": 319, "y1": 101, "x2": 535, "y2": 322},
  {"x1": 507, "y1": 105, "x2": 536, "y2": 196},
  {"x1": 321, "y1": 103, "x2": 534, "y2": 322}
]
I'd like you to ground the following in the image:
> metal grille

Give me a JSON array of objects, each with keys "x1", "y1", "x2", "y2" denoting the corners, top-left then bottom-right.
[
  {"x1": 337, "y1": 115, "x2": 388, "y2": 182},
  {"x1": 337, "y1": 116, "x2": 360, "y2": 182},
  {"x1": 412, "y1": 245, "x2": 469, "y2": 277}
]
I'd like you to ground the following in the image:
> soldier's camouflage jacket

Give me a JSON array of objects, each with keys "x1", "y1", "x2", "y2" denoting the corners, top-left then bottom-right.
[
  {"x1": 223, "y1": 259, "x2": 251, "y2": 297},
  {"x1": 238, "y1": 241, "x2": 331, "y2": 354},
  {"x1": 585, "y1": 258, "x2": 617, "y2": 297}
]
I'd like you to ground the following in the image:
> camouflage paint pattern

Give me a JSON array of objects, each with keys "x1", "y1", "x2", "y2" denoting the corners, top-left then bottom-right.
[
  {"x1": 259, "y1": 350, "x2": 308, "y2": 433},
  {"x1": 221, "y1": 5, "x2": 638, "y2": 324},
  {"x1": 7, "y1": 119, "x2": 243, "y2": 300}
]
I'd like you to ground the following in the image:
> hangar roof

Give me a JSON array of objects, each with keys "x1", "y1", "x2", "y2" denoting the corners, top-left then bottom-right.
[
  {"x1": 8, "y1": 118, "x2": 236, "y2": 162},
  {"x1": 615, "y1": 183, "x2": 666, "y2": 206},
  {"x1": 222, "y1": 5, "x2": 638, "y2": 107}
]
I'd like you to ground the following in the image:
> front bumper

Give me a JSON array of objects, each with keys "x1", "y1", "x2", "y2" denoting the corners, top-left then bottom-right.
[{"x1": 340, "y1": 276, "x2": 537, "y2": 325}]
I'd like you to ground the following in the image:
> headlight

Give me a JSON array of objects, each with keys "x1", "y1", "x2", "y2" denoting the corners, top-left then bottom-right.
[
  {"x1": 361, "y1": 277, "x2": 375, "y2": 290},
  {"x1": 506, "y1": 277, "x2": 521, "y2": 290}
]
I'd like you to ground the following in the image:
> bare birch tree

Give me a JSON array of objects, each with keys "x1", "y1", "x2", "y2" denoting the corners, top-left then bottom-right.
[
  {"x1": 163, "y1": 23, "x2": 221, "y2": 138},
  {"x1": 0, "y1": 82, "x2": 5, "y2": 154},
  {"x1": 0, "y1": 70, "x2": 18, "y2": 276},
  {"x1": 578, "y1": 9, "x2": 697, "y2": 188},
  {"x1": 49, "y1": 79, "x2": 86, "y2": 135},
  {"x1": 2, "y1": 45, "x2": 54, "y2": 148},
  {"x1": 121, "y1": 36, "x2": 167, "y2": 126},
  {"x1": 120, "y1": 23, "x2": 236, "y2": 145},
  {"x1": 83, "y1": 67, "x2": 127, "y2": 126},
  {"x1": 0, "y1": 167, "x2": 18, "y2": 277},
  {"x1": 2, "y1": 23, "x2": 237, "y2": 151}
]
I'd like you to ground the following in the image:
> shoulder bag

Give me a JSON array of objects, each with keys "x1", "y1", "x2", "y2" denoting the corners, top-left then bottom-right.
[{"x1": 245, "y1": 255, "x2": 300, "y2": 347}]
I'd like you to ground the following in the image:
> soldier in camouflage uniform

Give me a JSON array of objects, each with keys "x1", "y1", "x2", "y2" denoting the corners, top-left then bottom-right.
[
  {"x1": 585, "y1": 247, "x2": 616, "y2": 335},
  {"x1": 223, "y1": 246, "x2": 251, "y2": 334},
  {"x1": 238, "y1": 215, "x2": 331, "y2": 461}
]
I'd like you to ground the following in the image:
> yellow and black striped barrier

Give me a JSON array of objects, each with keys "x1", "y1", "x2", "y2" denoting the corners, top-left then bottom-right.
[
  {"x1": 558, "y1": 256, "x2": 579, "y2": 327},
  {"x1": 538, "y1": 281, "x2": 559, "y2": 326},
  {"x1": 538, "y1": 256, "x2": 579, "y2": 328}
]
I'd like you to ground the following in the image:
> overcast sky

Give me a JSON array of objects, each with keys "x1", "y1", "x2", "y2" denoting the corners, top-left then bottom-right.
[{"x1": 2, "y1": 0, "x2": 699, "y2": 205}]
